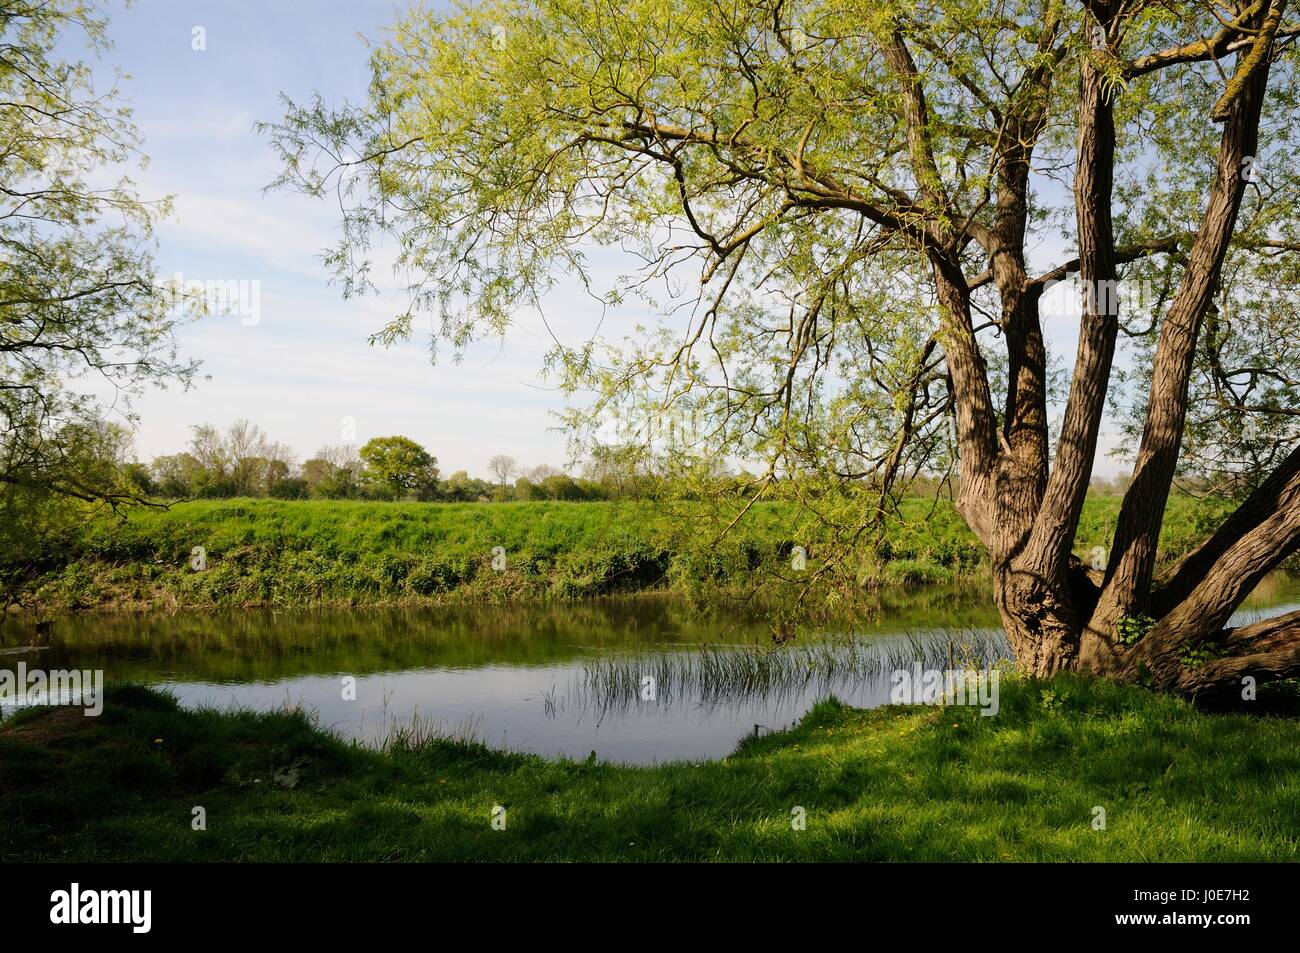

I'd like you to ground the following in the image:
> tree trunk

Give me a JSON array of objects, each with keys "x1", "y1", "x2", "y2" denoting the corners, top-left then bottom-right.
[{"x1": 952, "y1": 2, "x2": 1300, "y2": 699}]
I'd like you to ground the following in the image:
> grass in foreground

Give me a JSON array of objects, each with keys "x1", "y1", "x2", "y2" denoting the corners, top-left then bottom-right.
[{"x1": 1, "y1": 675, "x2": 1296, "y2": 861}]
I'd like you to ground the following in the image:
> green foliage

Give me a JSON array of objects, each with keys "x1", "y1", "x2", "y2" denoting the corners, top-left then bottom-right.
[
  {"x1": 1116, "y1": 613, "x2": 1155, "y2": 646},
  {"x1": 0, "y1": 0, "x2": 197, "y2": 516},
  {"x1": 268, "y1": 477, "x2": 308, "y2": 500},
  {"x1": 260, "y1": 0, "x2": 1300, "y2": 554},
  {"x1": 0, "y1": 421, "x2": 148, "y2": 607},
  {"x1": 1179, "y1": 641, "x2": 1230, "y2": 670},
  {"x1": 358, "y1": 435, "x2": 439, "y2": 498}
]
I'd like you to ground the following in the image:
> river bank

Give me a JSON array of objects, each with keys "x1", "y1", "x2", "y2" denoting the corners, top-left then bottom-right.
[{"x1": 4, "y1": 495, "x2": 1234, "y2": 615}]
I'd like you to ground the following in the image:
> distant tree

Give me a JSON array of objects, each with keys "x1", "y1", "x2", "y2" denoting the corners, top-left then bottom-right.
[
  {"x1": 300, "y1": 457, "x2": 336, "y2": 496},
  {"x1": 441, "y1": 470, "x2": 474, "y2": 502},
  {"x1": 226, "y1": 420, "x2": 272, "y2": 496},
  {"x1": 314, "y1": 467, "x2": 359, "y2": 499},
  {"x1": 488, "y1": 455, "x2": 518, "y2": 499},
  {"x1": 575, "y1": 479, "x2": 607, "y2": 500},
  {"x1": 583, "y1": 445, "x2": 654, "y2": 499},
  {"x1": 359, "y1": 436, "x2": 439, "y2": 499},
  {"x1": 119, "y1": 462, "x2": 156, "y2": 497},
  {"x1": 187, "y1": 424, "x2": 231, "y2": 484},
  {"x1": 526, "y1": 463, "x2": 563, "y2": 482},
  {"x1": 303, "y1": 444, "x2": 363, "y2": 498},
  {"x1": 263, "y1": 458, "x2": 292, "y2": 492},
  {"x1": 413, "y1": 479, "x2": 442, "y2": 502},
  {"x1": 268, "y1": 476, "x2": 308, "y2": 500},
  {"x1": 514, "y1": 476, "x2": 535, "y2": 501},
  {"x1": 150, "y1": 453, "x2": 203, "y2": 499},
  {"x1": 185, "y1": 420, "x2": 280, "y2": 497},
  {"x1": 539, "y1": 474, "x2": 583, "y2": 501},
  {"x1": 196, "y1": 474, "x2": 239, "y2": 499}
]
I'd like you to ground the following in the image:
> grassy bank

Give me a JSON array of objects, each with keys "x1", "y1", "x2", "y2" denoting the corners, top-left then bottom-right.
[
  {"x1": 9, "y1": 494, "x2": 1233, "y2": 613},
  {"x1": 1, "y1": 675, "x2": 1296, "y2": 861}
]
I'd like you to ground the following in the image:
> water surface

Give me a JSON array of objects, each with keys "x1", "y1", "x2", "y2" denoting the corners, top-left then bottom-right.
[{"x1": 3, "y1": 576, "x2": 1296, "y2": 764}]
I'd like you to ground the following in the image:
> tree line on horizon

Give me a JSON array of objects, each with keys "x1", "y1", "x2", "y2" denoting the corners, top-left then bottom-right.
[
  {"x1": 116, "y1": 419, "x2": 694, "y2": 503},
  {"x1": 114, "y1": 419, "x2": 1144, "y2": 505}
]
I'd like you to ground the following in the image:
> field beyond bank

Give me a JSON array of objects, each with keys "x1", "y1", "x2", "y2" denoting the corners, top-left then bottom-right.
[
  {"x1": 1, "y1": 674, "x2": 1296, "y2": 861},
  {"x1": 7, "y1": 495, "x2": 1235, "y2": 614}
]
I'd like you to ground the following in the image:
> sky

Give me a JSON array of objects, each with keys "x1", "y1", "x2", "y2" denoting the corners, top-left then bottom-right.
[
  {"x1": 77, "y1": 0, "x2": 589, "y2": 477},
  {"x1": 76, "y1": 0, "x2": 1129, "y2": 479}
]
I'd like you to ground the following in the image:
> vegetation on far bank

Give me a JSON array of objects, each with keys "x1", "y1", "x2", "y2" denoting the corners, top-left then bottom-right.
[
  {"x1": 2, "y1": 676, "x2": 1296, "y2": 862},
  {"x1": 6, "y1": 493, "x2": 1240, "y2": 615}
]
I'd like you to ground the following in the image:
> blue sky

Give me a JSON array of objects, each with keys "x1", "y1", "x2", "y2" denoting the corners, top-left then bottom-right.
[
  {"x1": 81, "y1": 0, "x2": 1128, "y2": 478},
  {"x1": 82, "y1": 0, "x2": 583, "y2": 477}
]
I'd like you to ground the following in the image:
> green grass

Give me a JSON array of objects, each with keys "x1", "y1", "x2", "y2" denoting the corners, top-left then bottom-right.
[
  {"x1": 2, "y1": 676, "x2": 1296, "y2": 861},
  {"x1": 9, "y1": 494, "x2": 1238, "y2": 613}
]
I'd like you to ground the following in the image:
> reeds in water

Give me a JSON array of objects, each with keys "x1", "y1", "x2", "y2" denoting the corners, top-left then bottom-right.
[{"x1": 547, "y1": 627, "x2": 1011, "y2": 721}]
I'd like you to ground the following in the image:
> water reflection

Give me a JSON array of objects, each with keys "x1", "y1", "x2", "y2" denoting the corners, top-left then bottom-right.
[{"x1": 1, "y1": 576, "x2": 1295, "y2": 764}]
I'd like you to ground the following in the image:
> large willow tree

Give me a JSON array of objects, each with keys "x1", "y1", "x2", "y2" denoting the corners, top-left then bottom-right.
[{"x1": 266, "y1": 0, "x2": 1300, "y2": 698}]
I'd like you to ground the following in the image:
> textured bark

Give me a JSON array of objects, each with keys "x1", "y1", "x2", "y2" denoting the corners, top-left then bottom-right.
[
  {"x1": 1028, "y1": 32, "x2": 1116, "y2": 583},
  {"x1": 992, "y1": 169, "x2": 1050, "y2": 563},
  {"x1": 1092, "y1": 4, "x2": 1277, "y2": 636},
  {"x1": 883, "y1": 30, "x2": 1002, "y2": 554},
  {"x1": 1163, "y1": 610, "x2": 1300, "y2": 700},
  {"x1": 989, "y1": 23, "x2": 1059, "y2": 560},
  {"x1": 933, "y1": 260, "x2": 999, "y2": 548},
  {"x1": 1144, "y1": 493, "x2": 1300, "y2": 651},
  {"x1": 1002, "y1": 15, "x2": 1120, "y2": 676},
  {"x1": 1223, "y1": 608, "x2": 1300, "y2": 656}
]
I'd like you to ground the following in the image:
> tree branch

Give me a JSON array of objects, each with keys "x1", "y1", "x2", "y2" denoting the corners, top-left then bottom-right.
[
  {"x1": 1153, "y1": 443, "x2": 1300, "y2": 616},
  {"x1": 1020, "y1": 7, "x2": 1119, "y2": 604}
]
